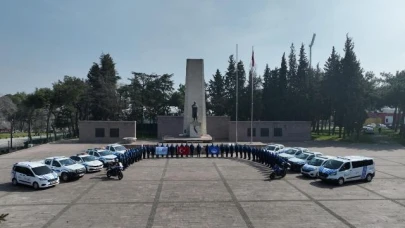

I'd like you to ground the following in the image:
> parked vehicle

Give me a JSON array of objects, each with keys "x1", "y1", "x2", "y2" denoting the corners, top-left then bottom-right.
[
  {"x1": 106, "y1": 144, "x2": 127, "y2": 155},
  {"x1": 43, "y1": 156, "x2": 86, "y2": 182},
  {"x1": 264, "y1": 144, "x2": 284, "y2": 153},
  {"x1": 87, "y1": 149, "x2": 117, "y2": 167},
  {"x1": 11, "y1": 162, "x2": 59, "y2": 190},
  {"x1": 288, "y1": 151, "x2": 323, "y2": 171},
  {"x1": 269, "y1": 162, "x2": 290, "y2": 180},
  {"x1": 70, "y1": 154, "x2": 103, "y2": 173},
  {"x1": 362, "y1": 126, "x2": 375, "y2": 134},
  {"x1": 301, "y1": 155, "x2": 335, "y2": 178},
  {"x1": 106, "y1": 162, "x2": 124, "y2": 180},
  {"x1": 318, "y1": 156, "x2": 375, "y2": 186},
  {"x1": 278, "y1": 148, "x2": 301, "y2": 160}
]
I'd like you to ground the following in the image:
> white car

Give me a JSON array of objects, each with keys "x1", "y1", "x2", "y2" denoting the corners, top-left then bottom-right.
[
  {"x1": 278, "y1": 148, "x2": 302, "y2": 160},
  {"x1": 70, "y1": 154, "x2": 103, "y2": 173},
  {"x1": 106, "y1": 144, "x2": 127, "y2": 155},
  {"x1": 87, "y1": 149, "x2": 117, "y2": 166},
  {"x1": 301, "y1": 155, "x2": 335, "y2": 178},
  {"x1": 43, "y1": 156, "x2": 86, "y2": 182},
  {"x1": 11, "y1": 161, "x2": 59, "y2": 190},
  {"x1": 288, "y1": 151, "x2": 323, "y2": 171},
  {"x1": 318, "y1": 156, "x2": 375, "y2": 185},
  {"x1": 264, "y1": 144, "x2": 284, "y2": 153}
]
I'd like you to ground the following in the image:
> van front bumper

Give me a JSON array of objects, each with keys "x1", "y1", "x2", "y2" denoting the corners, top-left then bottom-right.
[{"x1": 39, "y1": 179, "x2": 59, "y2": 188}]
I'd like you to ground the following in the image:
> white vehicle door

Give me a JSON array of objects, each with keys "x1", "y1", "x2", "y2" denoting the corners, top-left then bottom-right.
[
  {"x1": 25, "y1": 168, "x2": 35, "y2": 185},
  {"x1": 14, "y1": 167, "x2": 28, "y2": 185},
  {"x1": 351, "y1": 161, "x2": 365, "y2": 180},
  {"x1": 339, "y1": 163, "x2": 353, "y2": 180},
  {"x1": 51, "y1": 160, "x2": 63, "y2": 176}
]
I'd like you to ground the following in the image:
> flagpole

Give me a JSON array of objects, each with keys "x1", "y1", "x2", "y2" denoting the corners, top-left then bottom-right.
[
  {"x1": 235, "y1": 44, "x2": 238, "y2": 144},
  {"x1": 250, "y1": 46, "x2": 254, "y2": 144}
]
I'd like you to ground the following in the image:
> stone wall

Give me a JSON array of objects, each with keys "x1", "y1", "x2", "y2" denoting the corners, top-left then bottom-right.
[
  {"x1": 228, "y1": 121, "x2": 311, "y2": 142},
  {"x1": 157, "y1": 116, "x2": 230, "y2": 140},
  {"x1": 79, "y1": 121, "x2": 136, "y2": 143}
]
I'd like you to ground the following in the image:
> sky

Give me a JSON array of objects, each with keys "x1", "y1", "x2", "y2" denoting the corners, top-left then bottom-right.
[{"x1": 1, "y1": 0, "x2": 405, "y2": 95}]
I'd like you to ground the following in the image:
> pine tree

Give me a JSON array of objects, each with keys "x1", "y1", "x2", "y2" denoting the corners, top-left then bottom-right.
[
  {"x1": 223, "y1": 55, "x2": 237, "y2": 119},
  {"x1": 208, "y1": 69, "x2": 226, "y2": 116},
  {"x1": 296, "y1": 44, "x2": 310, "y2": 120},
  {"x1": 323, "y1": 46, "x2": 342, "y2": 135},
  {"x1": 261, "y1": 65, "x2": 272, "y2": 120},
  {"x1": 278, "y1": 53, "x2": 288, "y2": 120}
]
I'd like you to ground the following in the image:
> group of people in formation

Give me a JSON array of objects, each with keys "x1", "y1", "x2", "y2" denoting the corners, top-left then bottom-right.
[{"x1": 114, "y1": 143, "x2": 287, "y2": 171}]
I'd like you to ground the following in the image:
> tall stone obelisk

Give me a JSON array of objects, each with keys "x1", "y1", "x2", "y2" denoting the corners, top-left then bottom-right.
[{"x1": 183, "y1": 59, "x2": 207, "y2": 137}]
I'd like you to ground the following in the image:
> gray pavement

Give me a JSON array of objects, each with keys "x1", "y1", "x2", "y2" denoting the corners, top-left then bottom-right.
[{"x1": 0, "y1": 142, "x2": 405, "y2": 228}]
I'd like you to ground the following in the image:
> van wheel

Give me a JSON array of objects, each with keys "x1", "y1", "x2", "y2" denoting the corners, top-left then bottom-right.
[
  {"x1": 33, "y1": 182, "x2": 39, "y2": 190},
  {"x1": 337, "y1": 178, "x2": 344, "y2": 186},
  {"x1": 61, "y1": 172, "x2": 69, "y2": 182},
  {"x1": 12, "y1": 178, "x2": 18, "y2": 186},
  {"x1": 365, "y1": 174, "x2": 373, "y2": 182}
]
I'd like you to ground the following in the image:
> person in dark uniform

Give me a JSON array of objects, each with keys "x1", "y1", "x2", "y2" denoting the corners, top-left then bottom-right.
[
  {"x1": 205, "y1": 144, "x2": 209, "y2": 157},
  {"x1": 146, "y1": 145, "x2": 150, "y2": 159},
  {"x1": 141, "y1": 145, "x2": 146, "y2": 159},
  {"x1": 243, "y1": 144, "x2": 247, "y2": 159},
  {"x1": 219, "y1": 143, "x2": 224, "y2": 158},
  {"x1": 196, "y1": 143, "x2": 202, "y2": 157},
  {"x1": 247, "y1": 146, "x2": 252, "y2": 160},
  {"x1": 229, "y1": 144, "x2": 234, "y2": 158},
  {"x1": 185, "y1": 143, "x2": 190, "y2": 158},
  {"x1": 165, "y1": 144, "x2": 169, "y2": 158},
  {"x1": 190, "y1": 143, "x2": 195, "y2": 157},
  {"x1": 176, "y1": 144, "x2": 180, "y2": 158},
  {"x1": 170, "y1": 144, "x2": 175, "y2": 158},
  {"x1": 225, "y1": 144, "x2": 230, "y2": 157},
  {"x1": 234, "y1": 144, "x2": 239, "y2": 158}
]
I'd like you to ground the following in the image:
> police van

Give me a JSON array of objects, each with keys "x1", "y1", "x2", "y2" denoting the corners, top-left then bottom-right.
[
  {"x1": 43, "y1": 156, "x2": 86, "y2": 182},
  {"x1": 11, "y1": 162, "x2": 59, "y2": 190},
  {"x1": 318, "y1": 156, "x2": 375, "y2": 185}
]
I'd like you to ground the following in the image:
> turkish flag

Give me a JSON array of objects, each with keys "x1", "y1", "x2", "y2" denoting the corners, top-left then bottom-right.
[
  {"x1": 184, "y1": 146, "x2": 190, "y2": 155},
  {"x1": 178, "y1": 146, "x2": 186, "y2": 155}
]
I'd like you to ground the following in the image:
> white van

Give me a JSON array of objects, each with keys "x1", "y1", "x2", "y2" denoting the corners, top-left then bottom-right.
[
  {"x1": 318, "y1": 156, "x2": 375, "y2": 185},
  {"x1": 11, "y1": 162, "x2": 59, "y2": 190}
]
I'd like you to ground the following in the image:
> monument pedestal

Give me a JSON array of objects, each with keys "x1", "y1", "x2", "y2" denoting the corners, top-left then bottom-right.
[{"x1": 189, "y1": 121, "x2": 201, "y2": 138}]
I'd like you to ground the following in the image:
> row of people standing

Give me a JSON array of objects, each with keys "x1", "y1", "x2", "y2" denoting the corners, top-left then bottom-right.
[{"x1": 136, "y1": 143, "x2": 287, "y2": 168}]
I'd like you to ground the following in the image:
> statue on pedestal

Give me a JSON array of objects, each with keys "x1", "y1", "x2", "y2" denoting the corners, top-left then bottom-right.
[{"x1": 192, "y1": 102, "x2": 198, "y2": 122}]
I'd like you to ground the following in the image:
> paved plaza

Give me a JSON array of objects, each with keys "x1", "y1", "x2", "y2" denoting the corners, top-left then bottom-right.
[{"x1": 0, "y1": 142, "x2": 405, "y2": 228}]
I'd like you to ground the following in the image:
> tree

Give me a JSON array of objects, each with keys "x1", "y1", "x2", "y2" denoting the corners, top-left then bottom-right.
[
  {"x1": 296, "y1": 43, "x2": 310, "y2": 121},
  {"x1": 323, "y1": 46, "x2": 342, "y2": 135},
  {"x1": 223, "y1": 55, "x2": 237, "y2": 120},
  {"x1": 208, "y1": 69, "x2": 226, "y2": 116},
  {"x1": 169, "y1": 84, "x2": 185, "y2": 115},
  {"x1": 87, "y1": 53, "x2": 120, "y2": 121},
  {"x1": 261, "y1": 65, "x2": 272, "y2": 120},
  {"x1": 278, "y1": 53, "x2": 288, "y2": 120}
]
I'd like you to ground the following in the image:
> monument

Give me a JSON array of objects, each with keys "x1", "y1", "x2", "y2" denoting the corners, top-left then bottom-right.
[
  {"x1": 183, "y1": 59, "x2": 207, "y2": 138},
  {"x1": 162, "y1": 59, "x2": 212, "y2": 142}
]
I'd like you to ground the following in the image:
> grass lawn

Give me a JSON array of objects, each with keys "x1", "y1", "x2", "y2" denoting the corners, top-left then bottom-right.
[
  {"x1": 0, "y1": 132, "x2": 46, "y2": 139},
  {"x1": 311, "y1": 132, "x2": 375, "y2": 144}
]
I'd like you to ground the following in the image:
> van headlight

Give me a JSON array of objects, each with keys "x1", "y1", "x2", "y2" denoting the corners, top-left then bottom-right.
[
  {"x1": 330, "y1": 171, "x2": 337, "y2": 176},
  {"x1": 38, "y1": 177, "x2": 47, "y2": 181}
]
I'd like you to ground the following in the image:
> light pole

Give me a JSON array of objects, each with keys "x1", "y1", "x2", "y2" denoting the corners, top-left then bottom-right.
[{"x1": 309, "y1": 33, "x2": 316, "y2": 69}]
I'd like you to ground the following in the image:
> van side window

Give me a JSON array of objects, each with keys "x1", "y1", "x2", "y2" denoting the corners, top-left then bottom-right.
[
  {"x1": 340, "y1": 163, "x2": 351, "y2": 171},
  {"x1": 45, "y1": 160, "x2": 51, "y2": 165},
  {"x1": 53, "y1": 161, "x2": 61, "y2": 167},
  {"x1": 25, "y1": 168, "x2": 34, "y2": 176},
  {"x1": 364, "y1": 160, "x2": 373, "y2": 166},
  {"x1": 352, "y1": 161, "x2": 362, "y2": 168}
]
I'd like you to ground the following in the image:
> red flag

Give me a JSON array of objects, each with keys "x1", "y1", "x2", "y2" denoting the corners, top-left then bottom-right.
[{"x1": 178, "y1": 146, "x2": 185, "y2": 155}]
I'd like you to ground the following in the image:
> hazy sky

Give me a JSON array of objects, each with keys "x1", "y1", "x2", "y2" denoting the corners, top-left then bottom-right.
[{"x1": 1, "y1": 0, "x2": 404, "y2": 94}]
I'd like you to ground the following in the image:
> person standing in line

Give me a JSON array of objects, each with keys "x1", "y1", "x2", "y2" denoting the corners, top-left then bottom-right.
[
  {"x1": 196, "y1": 143, "x2": 202, "y2": 157},
  {"x1": 170, "y1": 144, "x2": 174, "y2": 158},
  {"x1": 190, "y1": 143, "x2": 195, "y2": 158},
  {"x1": 229, "y1": 144, "x2": 234, "y2": 158},
  {"x1": 226, "y1": 144, "x2": 231, "y2": 157}
]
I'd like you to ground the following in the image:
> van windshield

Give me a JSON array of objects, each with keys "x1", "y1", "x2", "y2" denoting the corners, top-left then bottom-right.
[
  {"x1": 284, "y1": 149, "x2": 297, "y2": 155},
  {"x1": 296, "y1": 153, "x2": 310, "y2": 159},
  {"x1": 32, "y1": 166, "x2": 52, "y2": 175},
  {"x1": 308, "y1": 158, "x2": 324, "y2": 166},
  {"x1": 323, "y1": 160, "x2": 343, "y2": 169},
  {"x1": 59, "y1": 159, "x2": 75, "y2": 166},
  {"x1": 265, "y1": 146, "x2": 276, "y2": 151}
]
